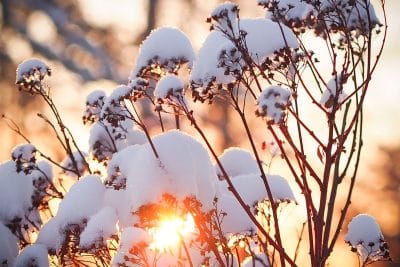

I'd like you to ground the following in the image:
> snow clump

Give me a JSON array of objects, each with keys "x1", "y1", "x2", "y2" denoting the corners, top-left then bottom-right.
[
  {"x1": 154, "y1": 74, "x2": 184, "y2": 100},
  {"x1": 215, "y1": 147, "x2": 259, "y2": 179},
  {"x1": 131, "y1": 27, "x2": 195, "y2": 78},
  {"x1": 14, "y1": 244, "x2": 49, "y2": 267},
  {"x1": 345, "y1": 214, "x2": 390, "y2": 263},
  {"x1": 125, "y1": 130, "x2": 218, "y2": 211},
  {"x1": 0, "y1": 222, "x2": 18, "y2": 266},
  {"x1": 16, "y1": 58, "x2": 51, "y2": 90},
  {"x1": 209, "y1": 2, "x2": 239, "y2": 36},
  {"x1": 256, "y1": 85, "x2": 291, "y2": 124}
]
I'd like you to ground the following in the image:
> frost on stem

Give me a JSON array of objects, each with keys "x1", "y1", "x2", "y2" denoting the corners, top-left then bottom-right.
[
  {"x1": 256, "y1": 85, "x2": 291, "y2": 124},
  {"x1": 345, "y1": 214, "x2": 391, "y2": 265},
  {"x1": 15, "y1": 58, "x2": 51, "y2": 93},
  {"x1": 131, "y1": 27, "x2": 195, "y2": 79}
]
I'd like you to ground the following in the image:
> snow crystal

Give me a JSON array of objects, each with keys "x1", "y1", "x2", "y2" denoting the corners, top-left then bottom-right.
[
  {"x1": 131, "y1": 27, "x2": 195, "y2": 78},
  {"x1": 80, "y1": 206, "x2": 118, "y2": 249},
  {"x1": 16, "y1": 58, "x2": 50, "y2": 83},
  {"x1": 14, "y1": 244, "x2": 49, "y2": 267},
  {"x1": 215, "y1": 147, "x2": 259, "y2": 179},
  {"x1": 154, "y1": 74, "x2": 184, "y2": 99},
  {"x1": 56, "y1": 175, "x2": 105, "y2": 227},
  {"x1": 0, "y1": 161, "x2": 34, "y2": 222},
  {"x1": 320, "y1": 74, "x2": 348, "y2": 110},
  {"x1": 0, "y1": 222, "x2": 18, "y2": 266},
  {"x1": 126, "y1": 130, "x2": 218, "y2": 211},
  {"x1": 256, "y1": 85, "x2": 291, "y2": 124}
]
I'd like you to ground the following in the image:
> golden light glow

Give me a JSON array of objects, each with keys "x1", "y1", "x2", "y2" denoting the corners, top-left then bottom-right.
[{"x1": 149, "y1": 213, "x2": 195, "y2": 251}]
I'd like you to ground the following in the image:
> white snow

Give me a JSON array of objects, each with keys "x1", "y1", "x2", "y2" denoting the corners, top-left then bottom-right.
[
  {"x1": 16, "y1": 58, "x2": 50, "y2": 83},
  {"x1": 11, "y1": 144, "x2": 36, "y2": 162},
  {"x1": 321, "y1": 0, "x2": 380, "y2": 34},
  {"x1": 218, "y1": 173, "x2": 296, "y2": 205},
  {"x1": 345, "y1": 213, "x2": 383, "y2": 246},
  {"x1": 60, "y1": 151, "x2": 88, "y2": 178},
  {"x1": 89, "y1": 121, "x2": 147, "y2": 162},
  {"x1": 345, "y1": 214, "x2": 387, "y2": 262},
  {"x1": 154, "y1": 74, "x2": 184, "y2": 99},
  {"x1": 257, "y1": 85, "x2": 291, "y2": 124},
  {"x1": 14, "y1": 244, "x2": 49, "y2": 267},
  {"x1": 80, "y1": 206, "x2": 118, "y2": 249},
  {"x1": 242, "y1": 253, "x2": 270, "y2": 267},
  {"x1": 0, "y1": 222, "x2": 18, "y2": 266},
  {"x1": 112, "y1": 226, "x2": 150, "y2": 266},
  {"x1": 0, "y1": 161, "x2": 34, "y2": 222},
  {"x1": 210, "y1": 2, "x2": 239, "y2": 36},
  {"x1": 83, "y1": 90, "x2": 106, "y2": 124},
  {"x1": 56, "y1": 175, "x2": 105, "y2": 227},
  {"x1": 125, "y1": 130, "x2": 218, "y2": 211},
  {"x1": 131, "y1": 27, "x2": 195, "y2": 78},
  {"x1": 262, "y1": 0, "x2": 315, "y2": 21},
  {"x1": 191, "y1": 18, "x2": 298, "y2": 93},
  {"x1": 36, "y1": 217, "x2": 62, "y2": 251},
  {"x1": 239, "y1": 18, "x2": 298, "y2": 65},
  {"x1": 218, "y1": 194, "x2": 256, "y2": 234},
  {"x1": 215, "y1": 147, "x2": 259, "y2": 179},
  {"x1": 190, "y1": 30, "x2": 235, "y2": 90}
]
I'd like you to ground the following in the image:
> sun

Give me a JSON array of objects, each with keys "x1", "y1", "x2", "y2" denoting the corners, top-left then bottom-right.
[{"x1": 148, "y1": 213, "x2": 195, "y2": 251}]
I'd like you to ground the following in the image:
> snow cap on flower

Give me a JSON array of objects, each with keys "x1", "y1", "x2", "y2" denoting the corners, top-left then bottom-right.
[
  {"x1": 345, "y1": 214, "x2": 390, "y2": 263},
  {"x1": 132, "y1": 27, "x2": 195, "y2": 78},
  {"x1": 256, "y1": 85, "x2": 291, "y2": 124},
  {"x1": 16, "y1": 58, "x2": 51, "y2": 93}
]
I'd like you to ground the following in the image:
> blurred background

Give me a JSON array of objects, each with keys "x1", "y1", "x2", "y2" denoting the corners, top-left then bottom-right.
[{"x1": 0, "y1": 0, "x2": 398, "y2": 266}]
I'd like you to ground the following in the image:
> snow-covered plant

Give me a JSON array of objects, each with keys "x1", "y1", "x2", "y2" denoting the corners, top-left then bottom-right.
[{"x1": 0, "y1": 0, "x2": 390, "y2": 266}]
